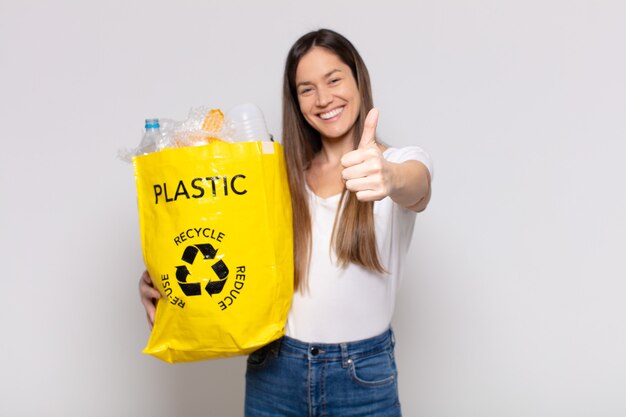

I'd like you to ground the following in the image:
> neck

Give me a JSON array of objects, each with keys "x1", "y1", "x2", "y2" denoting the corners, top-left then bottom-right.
[
  {"x1": 318, "y1": 131, "x2": 355, "y2": 165},
  {"x1": 319, "y1": 142, "x2": 351, "y2": 165}
]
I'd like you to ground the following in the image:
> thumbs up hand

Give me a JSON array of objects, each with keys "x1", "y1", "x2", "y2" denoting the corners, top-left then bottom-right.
[{"x1": 340, "y1": 108, "x2": 393, "y2": 202}]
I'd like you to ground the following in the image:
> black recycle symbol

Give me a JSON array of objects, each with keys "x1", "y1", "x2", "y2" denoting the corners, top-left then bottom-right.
[{"x1": 175, "y1": 244, "x2": 230, "y2": 297}]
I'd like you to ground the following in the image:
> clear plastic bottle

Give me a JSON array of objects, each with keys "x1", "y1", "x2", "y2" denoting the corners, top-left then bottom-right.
[
  {"x1": 226, "y1": 103, "x2": 272, "y2": 142},
  {"x1": 136, "y1": 118, "x2": 161, "y2": 155}
]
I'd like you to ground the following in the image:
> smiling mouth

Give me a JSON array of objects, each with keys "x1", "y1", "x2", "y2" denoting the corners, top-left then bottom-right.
[{"x1": 319, "y1": 107, "x2": 344, "y2": 120}]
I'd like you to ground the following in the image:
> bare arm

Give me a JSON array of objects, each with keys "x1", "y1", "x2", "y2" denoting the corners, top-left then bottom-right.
[
  {"x1": 341, "y1": 108, "x2": 432, "y2": 212},
  {"x1": 387, "y1": 159, "x2": 432, "y2": 212}
]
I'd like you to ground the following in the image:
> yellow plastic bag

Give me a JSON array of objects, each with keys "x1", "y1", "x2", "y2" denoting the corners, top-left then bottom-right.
[{"x1": 133, "y1": 141, "x2": 293, "y2": 363}]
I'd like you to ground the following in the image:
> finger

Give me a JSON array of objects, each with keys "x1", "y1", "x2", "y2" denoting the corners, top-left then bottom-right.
[
  {"x1": 355, "y1": 189, "x2": 384, "y2": 202},
  {"x1": 344, "y1": 176, "x2": 378, "y2": 193},
  {"x1": 146, "y1": 313, "x2": 154, "y2": 329},
  {"x1": 140, "y1": 282, "x2": 161, "y2": 299},
  {"x1": 141, "y1": 270, "x2": 152, "y2": 284},
  {"x1": 341, "y1": 147, "x2": 380, "y2": 169},
  {"x1": 342, "y1": 164, "x2": 369, "y2": 181},
  {"x1": 148, "y1": 304, "x2": 156, "y2": 326},
  {"x1": 346, "y1": 178, "x2": 385, "y2": 201},
  {"x1": 358, "y1": 108, "x2": 379, "y2": 149},
  {"x1": 146, "y1": 308, "x2": 155, "y2": 328},
  {"x1": 142, "y1": 296, "x2": 156, "y2": 313},
  {"x1": 341, "y1": 149, "x2": 366, "y2": 169},
  {"x1": 345, "y1": 175, "x2": 388, "y2": 200},
  {"x1": 139, "y1": 271, "x2": 161, "y2": 300},
  {"x1": 342, "y1": 153, "x2": 383, "y2": 180},
  {"x1": 147, "y1": 286, "x2": 161, "y2": 299},
  {"x1": 141, "y1": 293, "x2": 159, "y2": 328}
]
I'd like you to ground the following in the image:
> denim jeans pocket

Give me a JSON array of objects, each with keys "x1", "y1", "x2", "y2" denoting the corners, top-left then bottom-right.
[
  {"x1": 247, "y1": 338, "x2": 283, "y2": 370},
  {"x1": 246, "y1": 343, "x2": 273, "y2": 370},
  {"x1": 348, "y1": 350, "x2": 397, "y2": 387}
]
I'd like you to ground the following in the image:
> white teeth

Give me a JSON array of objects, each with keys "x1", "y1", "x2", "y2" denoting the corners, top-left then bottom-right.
[{"x1": 320, "y1": 107, "x2": 343, "y2": 120}]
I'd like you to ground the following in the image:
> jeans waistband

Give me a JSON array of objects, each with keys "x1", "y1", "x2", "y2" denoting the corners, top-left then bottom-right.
[{"x1": 273, "y1": 328, "x2": 395, "y2": 363}]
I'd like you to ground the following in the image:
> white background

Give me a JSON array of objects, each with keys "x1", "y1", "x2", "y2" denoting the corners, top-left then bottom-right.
[{"x1": 1, "y1": 0, "x2": 625, "y2": 416}]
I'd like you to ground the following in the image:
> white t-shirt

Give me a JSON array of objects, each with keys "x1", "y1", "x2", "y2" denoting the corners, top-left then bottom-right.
[{"x1": 285, "y1": 146, "x2": 433, "y2": 343}]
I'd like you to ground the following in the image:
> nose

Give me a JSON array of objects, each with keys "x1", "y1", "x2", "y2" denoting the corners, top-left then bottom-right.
[{"x1": 315, "y1": 87, "x2": 333, "y2": 107}]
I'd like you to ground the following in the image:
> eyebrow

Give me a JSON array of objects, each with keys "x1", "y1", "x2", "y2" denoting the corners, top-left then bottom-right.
[{"x1": 296, "y1": 69, "x2": 342, "y2": 87}]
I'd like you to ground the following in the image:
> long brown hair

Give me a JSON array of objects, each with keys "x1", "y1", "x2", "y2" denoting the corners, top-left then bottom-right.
[{"x1": 282, "y1": 29, "x2": 385, "y2": 291}]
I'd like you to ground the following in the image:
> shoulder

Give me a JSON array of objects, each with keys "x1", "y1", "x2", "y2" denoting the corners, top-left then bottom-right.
[{"x1": 383, "y1": 146, "x2": 434, "y2": 180}]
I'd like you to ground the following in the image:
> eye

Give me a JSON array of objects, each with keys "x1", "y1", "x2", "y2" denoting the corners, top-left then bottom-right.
[
  {"x1": 329, "y1": 78, "x2": 341, "y2": 85},
  {"x1": 298, "y1": 87, "x2": 314, "y2": 96}
]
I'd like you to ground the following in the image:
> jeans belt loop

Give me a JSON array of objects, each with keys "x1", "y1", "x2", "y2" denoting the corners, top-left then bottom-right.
[{"x1": 340, "y1": 343, "x2": 350, "y2": 367}]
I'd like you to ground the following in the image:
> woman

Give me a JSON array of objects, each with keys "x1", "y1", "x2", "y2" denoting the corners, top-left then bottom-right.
[{"x1": 140, "y1": 28, "x2": 432, "y2": 416}]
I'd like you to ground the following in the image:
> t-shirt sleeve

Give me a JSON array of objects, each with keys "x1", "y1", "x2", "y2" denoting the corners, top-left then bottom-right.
[{"x1": 384, "y1": 146, "x2": 434, "y2": 181}]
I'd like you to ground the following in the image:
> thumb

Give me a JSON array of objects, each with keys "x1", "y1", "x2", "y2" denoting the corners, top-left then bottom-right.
[{"x1": 358, "y1": 108, "x2": 379, "y2": 149}]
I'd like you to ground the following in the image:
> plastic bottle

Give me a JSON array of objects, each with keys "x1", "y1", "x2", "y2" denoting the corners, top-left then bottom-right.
[
  {"x1": 137, "y1": 118, "x2": 161, "y2": 155},
  {"x1": 226, "y1": 103, "x2": 272, "y2": 142}
]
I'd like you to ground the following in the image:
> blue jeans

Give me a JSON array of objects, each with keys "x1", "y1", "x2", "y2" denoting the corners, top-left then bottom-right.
[{"x1": 245, "y1": 328, "x2": 402, "y2": 417}]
